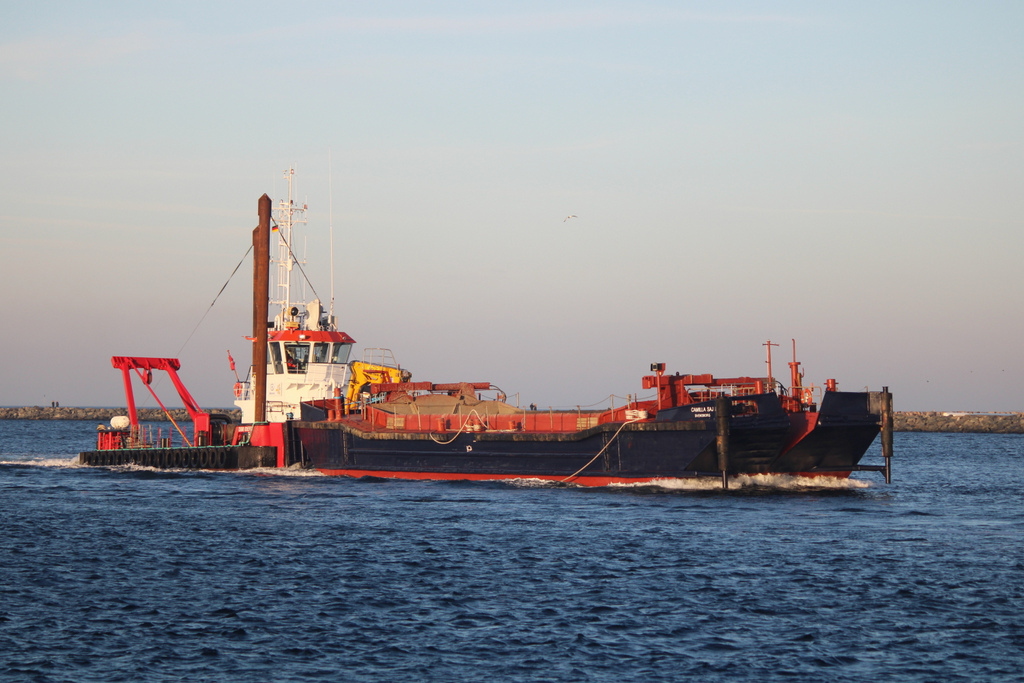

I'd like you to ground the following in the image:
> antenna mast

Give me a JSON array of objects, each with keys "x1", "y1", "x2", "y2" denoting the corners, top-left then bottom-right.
[
  {"x1": 271, "y1": 167, "x2": 308, "y2": 327},
  {"x1": 328, "y1": 149, "x2": 336, "y2": 322}
]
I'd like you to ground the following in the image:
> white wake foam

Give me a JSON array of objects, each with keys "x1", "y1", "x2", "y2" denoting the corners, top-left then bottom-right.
[
  {"x1": 0, "y1": 458, "x2": 327, "y2": 477},
  {"x1": 622, "y1": 473, "x2": 874, "y2": 490},
  {"x1": 0, "y1": 457, "x2": 84, "y2": 468},
  {"x1": 232, "y1": 466, "x2": 326, "y2": 478},
  {"x1": 1, "y1": 460, "x2": 873, "y2": 489}
]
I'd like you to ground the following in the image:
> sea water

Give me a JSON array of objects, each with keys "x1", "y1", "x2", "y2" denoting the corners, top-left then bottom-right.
[{"x1": 1, "y1": 420, "x2": 1021, "y2": 682}]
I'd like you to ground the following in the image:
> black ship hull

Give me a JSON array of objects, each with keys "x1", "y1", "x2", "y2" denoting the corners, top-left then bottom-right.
[
  {"x1": 78, "y1": 391, "x2": 888, "y2": 486},
  {"x1": 289, "y1": 392, "x2": 885, "y2": 484}
]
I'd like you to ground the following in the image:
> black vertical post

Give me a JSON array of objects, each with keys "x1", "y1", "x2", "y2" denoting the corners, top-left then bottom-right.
[
  {"x1": 716, "y1": 394, "x2": 730, "y2": 489},
  {"x1": 253, "y1": 194, "x2": 272, "y2": 424},
  {"x1": 881, "y1": 386, "x2": 893, "y2": 483}
]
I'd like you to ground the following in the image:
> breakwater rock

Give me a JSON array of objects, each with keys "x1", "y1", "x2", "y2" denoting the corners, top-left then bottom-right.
[
  {"x1": 0, "y1": 407, "x2": 242, "y2": 423},
  {"x1": 894, "y1": 411, "x2": 1024, "y2": 434}
]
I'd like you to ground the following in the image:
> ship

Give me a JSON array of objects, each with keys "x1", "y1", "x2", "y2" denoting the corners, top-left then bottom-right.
[{"x1": 80, "y1": 173, "x2": 894, "y2": 487}]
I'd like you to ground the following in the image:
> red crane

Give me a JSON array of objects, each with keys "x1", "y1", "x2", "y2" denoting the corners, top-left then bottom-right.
[{"x1": 110, "y1": 356, "x2": 212, "y2": 447}]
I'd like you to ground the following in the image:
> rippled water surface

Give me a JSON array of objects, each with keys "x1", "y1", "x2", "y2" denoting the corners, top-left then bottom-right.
[{"x1": 1, "y1": 421, "x2": 1022, "y2": 682}]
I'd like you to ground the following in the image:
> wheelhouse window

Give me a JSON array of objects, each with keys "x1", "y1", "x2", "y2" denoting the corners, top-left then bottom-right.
[
  {"x1": 312, "y1": 342, "x2": 330, "y2": 364},
  {"x1": 268, "y1": 342, "x2": 283, "y2": 375},
  {"x1": 284, "y1": 342, "x2": 310, "y2": 374},
  {"x1": 330, "y1": 343, "x2": 352, "y2": 364}
]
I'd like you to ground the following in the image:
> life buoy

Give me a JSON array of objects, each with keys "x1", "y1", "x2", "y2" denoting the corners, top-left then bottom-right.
[{"x1": 234, "y1": 382, "x2": 243, "y2": 398}]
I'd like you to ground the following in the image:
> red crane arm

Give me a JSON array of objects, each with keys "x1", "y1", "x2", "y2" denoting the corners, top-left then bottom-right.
[{"x1": 109, "y1": 357, "x2": 210, "y2": 441}]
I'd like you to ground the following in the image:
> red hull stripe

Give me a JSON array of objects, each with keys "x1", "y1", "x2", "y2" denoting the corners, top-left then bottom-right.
[
  {"x1": 315, "y1": 469, "x2": 672, "y2": 487},
  {"x1": 315, "y1": 468, "x2": 852, "y2": 485}
]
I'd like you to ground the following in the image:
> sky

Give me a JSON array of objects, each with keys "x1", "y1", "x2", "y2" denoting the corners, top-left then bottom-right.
[{"x1": 2, "y1": 1, "x2": 1022, "y2": 412}]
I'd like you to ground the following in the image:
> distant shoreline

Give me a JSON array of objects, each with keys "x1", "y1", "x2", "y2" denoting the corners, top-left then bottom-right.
[
  {"x1": 0, "y1": 407, "x2": 242, "y2": 422},
  {"x1": 893, "y1": 411, "x2": 1024, "y2": 434},
  {"x1": 2, "y1": 406, "x2": 1023, "y2": 433}
]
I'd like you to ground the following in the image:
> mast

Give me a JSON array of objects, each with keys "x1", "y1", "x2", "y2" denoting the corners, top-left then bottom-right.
[
  {"x1": 271, "y1": 167, "x2": 308, "y2": 329},
  {"x1": 328, "y1": 149, "x2": 336, "y2": 323},
  {"x1": 763, "y1": 340, "x2": 779, "y2": 391}
]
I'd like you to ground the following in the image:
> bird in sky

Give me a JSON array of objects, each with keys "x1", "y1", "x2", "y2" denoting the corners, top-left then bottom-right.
[{"x1": 564, "y1": 215, "x2": 578, "y2": 222}]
